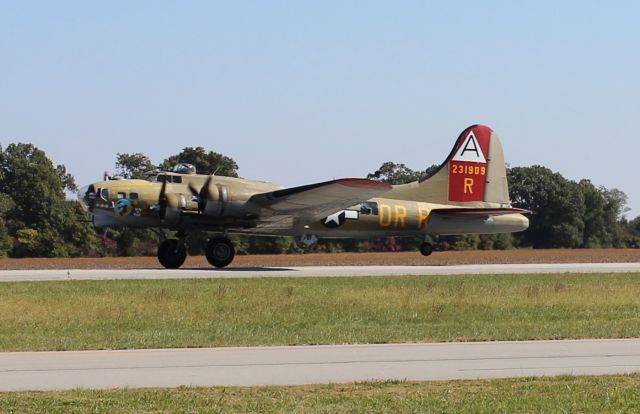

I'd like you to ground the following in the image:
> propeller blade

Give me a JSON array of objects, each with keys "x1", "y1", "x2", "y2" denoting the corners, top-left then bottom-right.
[
  {"x1": 158, "y1": 178, "x2": 168, "y2": 219},
  {"x1": 188, "y1": 183, "x2": 199, "y2": 197},
  {"x1": 159, "y1": 178, "x2": 168, "y2": 200},
  {"x1": 198, "y1": 175, "x2": 214, "y2": 213}
]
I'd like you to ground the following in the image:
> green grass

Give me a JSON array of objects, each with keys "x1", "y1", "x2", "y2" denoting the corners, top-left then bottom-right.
[
  {"x1": 1, "y1": 273, "x2": 640, "y2": 351},
  {"x1": 2, "y1": 375, "x2": 640, "y2": 413}
]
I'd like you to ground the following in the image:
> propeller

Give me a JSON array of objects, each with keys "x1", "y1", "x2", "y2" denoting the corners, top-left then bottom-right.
[
  {"x1": 188, "y1": 182, "x2": 200, "y2": 211},
  {"x1": 188, "y1": 175, "x2": 215, "y2": 214},
  {"x1": 157, "y1": 177, "x2": 183, "y2": 224}
]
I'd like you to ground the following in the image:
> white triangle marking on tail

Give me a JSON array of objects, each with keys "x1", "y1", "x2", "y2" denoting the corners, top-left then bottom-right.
[{"x1": 452, "y1": 131, "x2": 487, "y2": 163}]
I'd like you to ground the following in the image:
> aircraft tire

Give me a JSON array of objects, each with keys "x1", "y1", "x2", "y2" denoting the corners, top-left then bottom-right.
[
  {"x1": 419, "y1": 242, "x2": 434, "y2": 257},
  {"x1": 157, "y1": 239, "x2": 187, "y2": 269},
  {"x1": 206, "y1": 237, "x2": 235, "y2": 268}
]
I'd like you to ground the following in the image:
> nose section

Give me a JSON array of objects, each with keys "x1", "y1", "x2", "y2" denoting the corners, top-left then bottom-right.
[{"x1": 77, "y1": 184, "x2": 96, "y2": 211}]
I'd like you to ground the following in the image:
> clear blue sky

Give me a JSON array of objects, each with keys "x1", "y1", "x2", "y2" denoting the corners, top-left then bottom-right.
[{"x1": 1, "y1": 1, "x2": 638, "y2": 217}]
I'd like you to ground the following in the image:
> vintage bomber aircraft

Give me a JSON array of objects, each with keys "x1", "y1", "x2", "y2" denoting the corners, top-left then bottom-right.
[{"x1": 78, "y1": 124, "x2": 529, "y2": 268}]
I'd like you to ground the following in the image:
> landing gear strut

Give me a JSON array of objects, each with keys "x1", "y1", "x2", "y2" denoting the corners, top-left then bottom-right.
[
  {"x1": 206, "y1": 236, "x2": 235, "y2": 268},
  {"x1": 157, "y1": 238, "x2": 187, "y2": 269},
  {"x1": 419, "y1": 242, "x2": 433, "y2": 257}
]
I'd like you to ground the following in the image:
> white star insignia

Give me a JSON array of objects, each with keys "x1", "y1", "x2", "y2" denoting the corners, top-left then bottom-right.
[{"x1": 324, "y1": 211, "x2": 342, "y2": 226}]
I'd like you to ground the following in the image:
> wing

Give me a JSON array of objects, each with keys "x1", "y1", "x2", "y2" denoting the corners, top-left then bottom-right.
[{"x1": 249, "y1": 178, "x2": 392, "y2": 224}]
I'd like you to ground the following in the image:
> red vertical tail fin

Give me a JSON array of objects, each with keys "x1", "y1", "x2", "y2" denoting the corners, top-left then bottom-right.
[{"x1": 448, "y1": 125, "x2": 492, "y2": 202}]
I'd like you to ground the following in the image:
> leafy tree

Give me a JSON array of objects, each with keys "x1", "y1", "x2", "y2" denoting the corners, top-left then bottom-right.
[
  {"x1": 0, "y1": 193, "x2": 14, "y2": 257},
  {"x1": 367, "y1": 162, "x2": 439, "y2": 184},
  {"x1": 246, "y1": 236, "x2": 300, "y2": 254},
  {"x1": 61, "y1": 201, "x2": 101, "y2": 256},
  {"x1": 508, "y1": 166, "x2": 585, "y2": 248},
  {"x1": 478, "y1": 233, "x2": 513, "y2": 250},
  {"x1": 601, "y1": 188, "x2": 630, "y2": 247},
  {"x1": 56, "y1": 164, "x2": 78, "y2": 192},
  {"x1": 579, "y1": 179, "x2": 608, "y2": 248},
  {"x1": 628, "y1": 216, "x2": 640, "y2": 248},
  {"x1": 115, "y1": 153, "x2": 156, "y2": 179},
  {"x1": 0, "y1": 143, "x2": 69, "y2": 233},
  {"x1": 110, "y1": 228, "x2": 160, "y2": 257},
  {"x1": 13, "y1": 228, "x2": 40, "y2": 257},
  {"x1": 161, "y1": 147, "x2": 239, "y2": 177},
  {"x1": 577, "y1": 181, "x2": 629, "y2": 248},
  {"x1": 0, "y1": 143, "x2": 97, "y2": 257}
]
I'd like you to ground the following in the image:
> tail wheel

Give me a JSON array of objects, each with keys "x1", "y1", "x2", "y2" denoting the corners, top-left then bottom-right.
[
  {"x1": 206, "y1": 237, "x2": 235, "y2": 268},
  {"x1": 157, "y1": 239, "x2": 187, "y2": 269},
  {"x1": 419, "y1": 242, "x2": 433, "y2": 257}
]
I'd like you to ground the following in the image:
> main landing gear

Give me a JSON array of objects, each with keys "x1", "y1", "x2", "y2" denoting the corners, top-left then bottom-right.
[
  {"x1": 205, "y1": 236, "x2": 236, "y2": 268},
  {"x1": 157, "y1": 238, "x2": 187, "y2": 269},
  {"x1": 157, "y1": 234, "x2": 236, "y2": 269}
]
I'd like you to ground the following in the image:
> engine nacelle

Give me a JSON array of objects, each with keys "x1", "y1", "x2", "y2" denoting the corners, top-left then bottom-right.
[
  {"x1": 161, "y1": 193, "x2": 185, "y2": 225},
  {"x1": 202, "y1": 184, "x2": 227, "y2": 216},
  {"x1": 200, "y1": 183, "x2": 252, "y2": 219},
  {"x1": 161, "y1": 206, "x2": 182, "y2": 226}
]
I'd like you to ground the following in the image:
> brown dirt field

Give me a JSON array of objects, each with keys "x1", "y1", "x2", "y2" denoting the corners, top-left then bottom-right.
[{"x1": 0, "y1": 249, "x2": 638, "y2": 270}]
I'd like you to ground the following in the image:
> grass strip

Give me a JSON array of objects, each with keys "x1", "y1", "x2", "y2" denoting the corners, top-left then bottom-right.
[
  {"x1": 1, "y1": 273, "x2": 640, "y2": 351},
  {"x1": 1, "y1": 375, "x2": 640, "y2": 413}
]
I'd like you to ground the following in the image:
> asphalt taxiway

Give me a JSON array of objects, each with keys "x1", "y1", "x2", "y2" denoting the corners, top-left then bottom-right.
[
  {"x1": 1, "y1": 262, "x2": 639, "y2": 282},
  {"x1": 1, "y1": 339, "x2": 639, "y2": 391}
]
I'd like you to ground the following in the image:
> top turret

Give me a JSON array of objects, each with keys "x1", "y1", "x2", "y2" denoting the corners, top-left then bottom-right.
[{"x1": 172, "y1": 163, "x2": 197, "y2": 175}]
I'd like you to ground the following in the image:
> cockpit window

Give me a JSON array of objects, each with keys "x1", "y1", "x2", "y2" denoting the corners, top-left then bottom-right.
[
  {"x1": 100, "y1": 188, "x2": 109, "y2": 200},
  {"x1": 146, "y1": 174, "x2": 182, "y2": 184}
]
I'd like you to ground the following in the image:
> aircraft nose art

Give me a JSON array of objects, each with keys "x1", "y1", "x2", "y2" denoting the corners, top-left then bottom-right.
[{"x1": 448, "y1": 125, "x2": 492, "y2": 202}]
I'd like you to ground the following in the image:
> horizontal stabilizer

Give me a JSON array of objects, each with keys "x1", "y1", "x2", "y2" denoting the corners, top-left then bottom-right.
[{"x1": 431, "y1": 207, "x2": 531, "y2": 218}]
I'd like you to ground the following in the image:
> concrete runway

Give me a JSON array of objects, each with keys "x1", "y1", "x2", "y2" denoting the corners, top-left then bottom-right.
[
  {"x1": 1, "y1": 262, "x2": 640, "y2": 282},
  {"x1": 1, "y1": 339, "x2": 639, "y2": 391}
]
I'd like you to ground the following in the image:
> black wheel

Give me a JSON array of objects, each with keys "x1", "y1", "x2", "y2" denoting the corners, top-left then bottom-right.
[
  {"x1": 206, "y1": 237, "x2": 235, "y2": 268},
  {"x1": 157, "y1": 239, "x2": 187, "y2": 269},
  {"x1": 419, "y1": 242, "x2": 433, "y2": 257}
]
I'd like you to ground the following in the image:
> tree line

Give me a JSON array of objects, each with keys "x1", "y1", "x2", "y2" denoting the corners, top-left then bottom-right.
[{"x1": 0, "y1": 142, "x2": 637, "y2": 258}]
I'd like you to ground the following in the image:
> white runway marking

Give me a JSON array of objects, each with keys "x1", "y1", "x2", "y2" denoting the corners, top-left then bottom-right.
[
  {"x1": 1, "y1": 262, "x2": 639, "y2": 282},
  {"x1": 1, "y1": 339, "x2": 639, "y2": 391}
]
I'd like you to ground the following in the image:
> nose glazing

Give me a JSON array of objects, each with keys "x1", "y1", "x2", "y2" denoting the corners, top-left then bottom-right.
[{"x1": 77, "y1": 184, "x2": 96, "y2": 211}]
